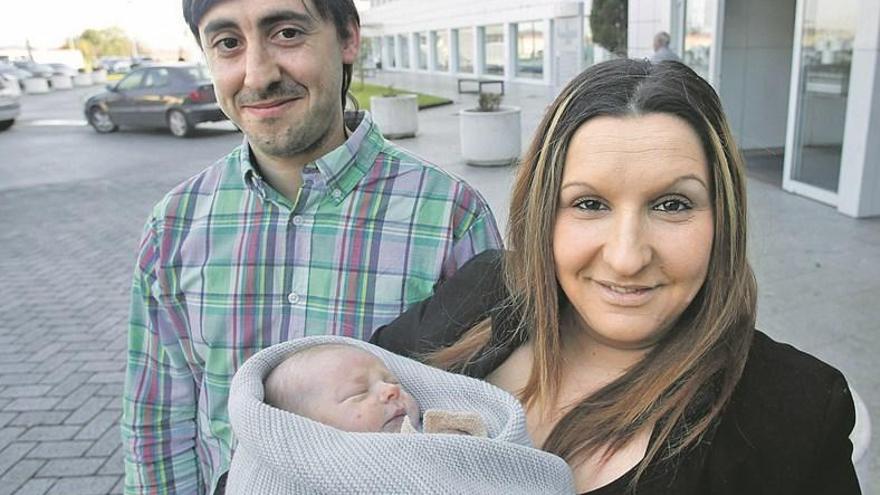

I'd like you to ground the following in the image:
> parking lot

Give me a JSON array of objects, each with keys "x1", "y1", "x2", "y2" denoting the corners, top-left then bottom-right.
[
  {"x1": 1, "y1": 76, "x2": 879, "y2": 493},
  {"x1": 0, "y1": 86, "x2": 243, "y2": 495}
]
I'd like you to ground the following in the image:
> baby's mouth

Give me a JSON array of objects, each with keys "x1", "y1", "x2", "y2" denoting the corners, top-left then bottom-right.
[{"x1": 382, "y1": 410, "x2": 407, "y2": 432}]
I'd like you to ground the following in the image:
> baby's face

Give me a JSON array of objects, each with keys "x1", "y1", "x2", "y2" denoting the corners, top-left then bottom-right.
[{"x1": 300, "y1": 347, "x2": 421, "y2": 433}]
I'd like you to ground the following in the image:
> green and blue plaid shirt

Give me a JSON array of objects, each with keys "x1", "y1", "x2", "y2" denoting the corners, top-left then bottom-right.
[{"x1": 122, "y1": 113, "x2": 502, "y2": 494}]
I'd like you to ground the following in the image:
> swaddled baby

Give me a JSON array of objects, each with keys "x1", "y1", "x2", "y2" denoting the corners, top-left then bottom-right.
[
  {"x1": 226, "y1": 336, "x2": 575, "y2": 494},
  {"x1": 264, "y1": 343, "x2": 421, "y2": 432},
  {"x1": 263, "y1": 343, "x2": 486, "y2": 435}
]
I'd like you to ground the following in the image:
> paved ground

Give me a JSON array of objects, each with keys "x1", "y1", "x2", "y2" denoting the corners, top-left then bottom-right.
[{"x1": 0, "y1": 74, "x2": 877, "y2": 494}]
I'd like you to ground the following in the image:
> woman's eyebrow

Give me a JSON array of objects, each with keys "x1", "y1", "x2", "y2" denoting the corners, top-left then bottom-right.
[{"x1": 668, "y1": 174, "x2": 709, "y2": 191}]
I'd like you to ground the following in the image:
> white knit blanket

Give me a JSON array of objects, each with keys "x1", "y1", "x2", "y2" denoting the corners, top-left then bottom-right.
[{"x1": 226, "y1": 336, "x2": 575, "y2": 494}]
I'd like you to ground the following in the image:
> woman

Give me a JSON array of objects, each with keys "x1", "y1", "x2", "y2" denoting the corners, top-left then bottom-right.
[{"x1": 371, "y1": 59, "x2": 859, "y2": 494}]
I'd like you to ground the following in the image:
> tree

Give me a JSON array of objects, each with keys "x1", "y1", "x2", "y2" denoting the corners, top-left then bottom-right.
[
  {"x1": 73, "y1": 27, "x2": 134, "y2": 69},
  {"x1": 590, "y1": 0, "x2": 628, "y2": 57}
]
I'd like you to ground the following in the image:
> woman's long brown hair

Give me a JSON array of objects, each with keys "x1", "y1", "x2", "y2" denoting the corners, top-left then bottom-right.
[{"x1": 430, "y1": 59, "x2": 757, "y2": 488}]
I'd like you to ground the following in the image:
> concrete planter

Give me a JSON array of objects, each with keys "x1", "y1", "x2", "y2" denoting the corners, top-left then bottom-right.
[
  {"x1": 370, "y1": 94, "x2": 418, "y2": 139},
  {"x1": 73, "y1": 73, "x2": 93, "y2": 87},
  {"x1": 22, "y1": 78, "x2": 50, "y2": 94},
  {"x1": 50, "y1": 75, "x2": 73, "y2": 90},
  {"x1": 459, "y1": 106, "x2": 521, "y2": 166},
  {"x1": 91, "y1": 70, "x2": 108, "y2": 84}
]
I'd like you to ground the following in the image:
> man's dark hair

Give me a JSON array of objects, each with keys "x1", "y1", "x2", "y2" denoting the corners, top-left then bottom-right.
[{"x1": 183, "y1": 0, "x2": 360, "y2": 111}]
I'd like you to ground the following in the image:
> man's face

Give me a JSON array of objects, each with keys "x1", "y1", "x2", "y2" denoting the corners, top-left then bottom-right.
[
  {"x1": 299, "y1": 347, "x2": 421, "y2": 433},
  {"x1": 198, "y1": 0, "x2": 359, "y2": 160}
]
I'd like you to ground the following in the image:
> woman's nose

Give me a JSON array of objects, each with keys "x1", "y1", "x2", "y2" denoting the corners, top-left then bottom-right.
[{"x1": 602, "y1": 211, "x2": 652, "y2": 276}]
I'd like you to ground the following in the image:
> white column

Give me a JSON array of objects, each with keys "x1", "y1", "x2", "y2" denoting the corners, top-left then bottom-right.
[
  {"x1": 428, "y1": 31, "x2": 437, "y2": 72},
  {"x1": 837, "y1": 0, "x2": 880, "y2": 217},
  {"x1": 450, "y1": 28, "x2": 461, "y2": 73},
  {"x1": 476, "y1": 26, "x2": 486, "y2": 76},
  {"x1": 409, "y1": 32, "x2": 419, "y2": 70},
  {"x1": 543, "y1": 18, "x2": 554, "y2": 85},
  {"x1": 505, "y1": 22, "x2": 515, "y2": 80}
]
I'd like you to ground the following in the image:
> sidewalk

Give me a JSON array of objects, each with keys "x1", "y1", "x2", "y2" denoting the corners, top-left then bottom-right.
[
  {"x1": 0, "y1": 70, "x2": 876, "y2": 494},
  {"x1": 370, "y1": 70, "x2": 880, "y2": 489}
]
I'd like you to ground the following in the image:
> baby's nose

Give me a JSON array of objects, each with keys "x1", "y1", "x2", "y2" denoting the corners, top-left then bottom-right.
[{"x1": 379, "y1": 383, "x2": 401, "y2": 402}]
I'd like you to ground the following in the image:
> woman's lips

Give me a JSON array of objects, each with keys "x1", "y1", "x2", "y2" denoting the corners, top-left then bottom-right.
[{"x1": 593, "y1": 280, "x2": 659, "y2": 306}]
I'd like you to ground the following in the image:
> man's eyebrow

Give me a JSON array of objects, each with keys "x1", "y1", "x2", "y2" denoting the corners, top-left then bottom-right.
[
  {"x1": 202, "y1": 18, "x2": 239, "y2": 39},
  {"x1": 201, "y1": 10, "x2": 316, "y2": 40},
  {"x1": 257, "y1": 9, "x2": 317, "y2": 32}
]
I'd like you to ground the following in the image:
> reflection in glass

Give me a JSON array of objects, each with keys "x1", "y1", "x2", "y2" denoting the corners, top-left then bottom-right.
[
  {"x1": 515, "y1": 21, "x2": 544, "y2": 79},
  {"x1": 791, "y1": 0, "x2": 857, "y2": 192},
  {"x1": 434, "y1": 30, "x2": 450, "y2": 72},
  {"x1": 385, "y1": 36, "x2": 395, "y2": 68},
  {"x1": 416, "y1": 33, "x2": 428, "y2": 70},
  {"x1": 583, "y1": 15, "x2": 617, "y2": 66},
  {"x1": 683, "y1": 0, "x2": 716, "y2": 82},
  {"x1": 483, "y1": 24, "x2": 505, "y2": 76},
  {"x1": 398, "y1": 34, "x2": 410, "y2": 69},
  {"x1": 457, "y1": 28, "x2": 474, "y2": 74}
]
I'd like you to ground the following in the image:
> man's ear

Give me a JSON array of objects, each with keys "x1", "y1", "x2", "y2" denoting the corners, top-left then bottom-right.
[{"x1": 341, "y1": 21, "x2": 361, "y2": 64}]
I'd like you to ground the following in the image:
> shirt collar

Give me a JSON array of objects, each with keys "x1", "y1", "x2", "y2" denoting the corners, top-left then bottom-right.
[{"x1": 239, "y1": 111, "x2": 383, "y2": 204}]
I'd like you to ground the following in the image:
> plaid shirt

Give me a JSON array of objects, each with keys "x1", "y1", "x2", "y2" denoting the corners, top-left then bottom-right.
[{"x1": 122, "y1": 113, "x2": 502, "y2": 494}]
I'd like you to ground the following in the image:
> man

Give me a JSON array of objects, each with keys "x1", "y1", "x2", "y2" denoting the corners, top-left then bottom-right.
[
  {"x1": 121, "y1": 0, "x2": 502, "y2": 493},
  {"x1": 649, "y1": 31, "x2": 681, "y2": 64}
]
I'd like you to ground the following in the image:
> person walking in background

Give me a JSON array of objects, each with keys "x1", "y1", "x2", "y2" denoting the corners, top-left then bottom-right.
[
  {"x1": 650, "y1": 31, "x2": 681, "y2": 63},
  {"x1": 120, "y1": 0, "x2": 502, "y2": 493}
]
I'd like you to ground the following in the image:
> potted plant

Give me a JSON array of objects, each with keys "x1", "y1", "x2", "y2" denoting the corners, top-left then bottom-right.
[
  {"x1": 370, "y1": 85, "x2": 418, "y2": 139},
  {"x1": 459, "y1": 92, "x2": 521, "y2": 166}
]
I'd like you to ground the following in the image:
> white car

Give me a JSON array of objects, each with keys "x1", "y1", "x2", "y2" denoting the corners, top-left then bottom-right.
[{"x1": 0, "y1": 74, "x2": 22, "y2": 131}]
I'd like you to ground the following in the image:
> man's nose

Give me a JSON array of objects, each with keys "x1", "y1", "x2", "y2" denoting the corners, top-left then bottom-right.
[{"x1": 243, "y1": 42, "x2": 281, "y2": 91}]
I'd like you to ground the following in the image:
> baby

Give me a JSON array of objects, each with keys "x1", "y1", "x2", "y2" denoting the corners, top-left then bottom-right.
[
  {"x1": 227, "y1": 337, "x2": 575, "y2": 494},
  {"x1": 264, "y1": 344, "x2": 423, "y2": 433}
]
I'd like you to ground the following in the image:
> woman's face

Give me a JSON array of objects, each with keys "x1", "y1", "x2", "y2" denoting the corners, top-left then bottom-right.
[{"x1": 553, "y1": 113, "x2": 714, "y2": 351}]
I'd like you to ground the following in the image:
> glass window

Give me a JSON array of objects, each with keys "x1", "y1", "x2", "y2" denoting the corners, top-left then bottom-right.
[
  {"x1": 790, "y1": 0, "x2": 857, "y2": 193},
  {"x1": 456, "y1": 28, "x2": 474, "y2": 74},
  {"x1": 515, "y1": 21, "x2": 544, "y2": 79},
  {"x1": 385, "y1": 35, "x2": 396, "y2": 68},
  {"x1": 116, "y1": 70, "x2": 145, "y2": 91},
  {"x1": 143, "y1": 68, "x2": 170, "y2": 87},
  {"x1": 483, "y1": 24, "x2": 504, "y2": 76},
  {"x1": 398, "y1": 34, "x2": 410, "y2": 69},
  {"x1": 583, "y1": 16, "x2": 595, "y2": 68},
  {"x1": 434, "y1": 30, "x2": 450, "y2": 72},
  {"x1": 683, "y1": 0, "x2": 717, "y2": 82},
  {"x1": 416, "y1": 33, "x2": 428, "y2": 70}
]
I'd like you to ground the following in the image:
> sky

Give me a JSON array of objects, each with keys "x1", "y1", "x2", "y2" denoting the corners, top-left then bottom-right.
[{"x1": 0, "y1": 0, "x2": 371, "y2": 53}]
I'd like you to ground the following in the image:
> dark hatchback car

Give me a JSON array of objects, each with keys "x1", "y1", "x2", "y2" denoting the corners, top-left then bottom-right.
[{"x1": 84, "y1": 64, "x2": 228, "y2": 137}]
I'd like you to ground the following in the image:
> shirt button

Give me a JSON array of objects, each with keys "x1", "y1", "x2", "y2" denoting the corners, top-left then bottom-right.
[
  {"x1": 287, "y1": 292, "x2": 300, "y2": 304},
  {"x1": 331, "y1": 189, "x2": 342, "y2": 199},
  {"x1": 292, "y1": 215, "x2": 304, "y2": 226}
]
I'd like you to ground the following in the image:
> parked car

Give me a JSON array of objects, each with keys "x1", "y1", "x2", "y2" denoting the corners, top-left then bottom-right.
[
  {"x1": 48, "y1": 63, "x2": 79, "y2": 77},
  {"x1": 0, "y1": 75, "x2": 22, "y2": 131},
  {"x1": 0, "y1": 63, "x2": 32, "y2": 90},
  {"x1": 98, "y1": 57, "x2": 131, "y2": 74},
  {"x1": 84, "y1": 64, "x2": 227, "y2": 137},
  {"x1": 13, "y1": 61, "x2": 54, "y2": 79}
]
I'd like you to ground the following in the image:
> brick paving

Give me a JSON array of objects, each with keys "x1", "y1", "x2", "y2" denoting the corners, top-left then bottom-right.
[
  {"x1": 2, "y1": 74, "x2": 878, "y2": 494},
  {"x1": 0, "y1": 176, "x2": 182, "y2": 495}
]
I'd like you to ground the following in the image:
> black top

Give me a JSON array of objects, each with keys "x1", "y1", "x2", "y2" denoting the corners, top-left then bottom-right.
[{"x1": 371, "y1": 250, "x2": 860, "y2": 495}]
